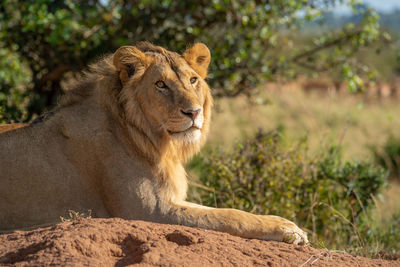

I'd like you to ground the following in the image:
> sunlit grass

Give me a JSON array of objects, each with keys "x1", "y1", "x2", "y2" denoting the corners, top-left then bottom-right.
[{"x1": 208, "y1": 86, "x2": 400, "y2": 161}]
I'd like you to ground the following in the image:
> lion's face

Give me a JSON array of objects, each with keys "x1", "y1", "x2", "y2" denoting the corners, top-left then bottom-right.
[
  {"x1": 137, "y1": 58, "x2": 206, "y2": 143},
  {"x1": 113, "y1": 43, "x2": 212, "y2": 146}
]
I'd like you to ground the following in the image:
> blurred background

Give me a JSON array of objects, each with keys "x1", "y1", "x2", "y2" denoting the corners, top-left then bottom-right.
[{"x1": 0, "y1": 0, "x2": 399, "y2": 259}]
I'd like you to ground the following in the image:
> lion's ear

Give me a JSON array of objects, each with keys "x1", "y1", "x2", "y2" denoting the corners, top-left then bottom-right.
[
  {"x1": 113, "y1": 46, "x2": 148, "y2": 83},
  {"x1": 183, "y1": 43, "x2": 211, "y2": 79}
]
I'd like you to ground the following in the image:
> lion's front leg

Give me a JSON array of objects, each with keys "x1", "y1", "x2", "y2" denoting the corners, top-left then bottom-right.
[{"x1": 160, "y1": 201, "x2": 308, "y2": 245}]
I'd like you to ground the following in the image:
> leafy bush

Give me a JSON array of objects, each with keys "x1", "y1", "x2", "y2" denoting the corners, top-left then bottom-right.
[
  {"x1": 0, "y1": 0, "x2": 385, "y2": 121},
  {"x1": 372, "y1": 135, "x2": 400, "y2": 181},
  {"x1": 189, "y1": 130, "x2": 388, "y2": 252},
  {"x1": 362, "y1": 210, "x2": 400, "y2": 258},
  {"x1": 0, "y1": 48, "x2": 31, "y2": 123}
]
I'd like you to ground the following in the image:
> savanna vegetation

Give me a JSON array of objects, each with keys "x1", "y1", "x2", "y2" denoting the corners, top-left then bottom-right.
[
  {"x1": 188, "y1": 89, "x2": 400, "y2": 257},
  {"x1": 1, "y1": 0, "x2": 399, "y2": 259},
  {"x1": 189, "y1": 130, "x2": 399, "y2": 257}
]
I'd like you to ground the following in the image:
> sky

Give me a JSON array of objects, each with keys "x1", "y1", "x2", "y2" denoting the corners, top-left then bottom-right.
[
  {"x1": 335, "y1": 0, "x2": 400, "y2": 13},
  {"x1": 364, "y1": 0, "x2": 400, "y2": 11}
]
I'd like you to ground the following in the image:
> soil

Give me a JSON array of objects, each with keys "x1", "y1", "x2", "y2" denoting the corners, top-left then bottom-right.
[{"x1": 0, "y1": 218, "x2": 398, "y2": 266}]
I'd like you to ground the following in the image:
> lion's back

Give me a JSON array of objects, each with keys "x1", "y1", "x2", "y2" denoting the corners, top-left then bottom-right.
[{"x1": 0, "y1": 123, "x2": 28, "y2": 134}]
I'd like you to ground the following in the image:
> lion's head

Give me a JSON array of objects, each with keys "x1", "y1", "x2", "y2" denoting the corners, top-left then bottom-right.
[
  {"x1": 61, "y1": 43, "x2": 212, "y2": 166},
  {"x1": 111, "y1": 42, "x2": 213, "y2": 163}
]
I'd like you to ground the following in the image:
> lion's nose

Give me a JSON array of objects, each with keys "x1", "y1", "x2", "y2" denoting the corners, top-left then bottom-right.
[{"x1": 181, "y1": 108, "x2": 201, "y2": 120}]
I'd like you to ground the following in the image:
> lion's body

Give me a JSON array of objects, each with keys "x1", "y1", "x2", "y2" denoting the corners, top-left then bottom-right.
[
  {"x1": 0, "y1": 102, "x2": 114, "y2": 229},
  {"x1": 0, "y1": 43, "x2": 307, "y2": 244},
  {"x1": 0, "y1": 124, "x2": 27, "y2": 134}
]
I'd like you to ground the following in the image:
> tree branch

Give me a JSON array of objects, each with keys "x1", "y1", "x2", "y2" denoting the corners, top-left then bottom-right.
[{"x1": 291, "y1": 29, "x2": 362, "y2": 63}]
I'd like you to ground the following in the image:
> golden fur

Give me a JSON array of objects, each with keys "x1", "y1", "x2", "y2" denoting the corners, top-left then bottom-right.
[
  {"x1": 0, "y1": 43, "x2": 307, "y2": 244},
  {"x1": 0, "y1": 124, "x2": 28, "y2": 134}
]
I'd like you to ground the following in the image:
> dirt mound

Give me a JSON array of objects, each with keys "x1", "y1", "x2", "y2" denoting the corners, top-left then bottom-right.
[{"x1": 0, "y1": 218, "x2": 397, "y2": 266}]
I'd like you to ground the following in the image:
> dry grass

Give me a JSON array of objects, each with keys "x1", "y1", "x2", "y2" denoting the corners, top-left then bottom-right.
[
  {"x1": 206, "y1": 85, "x2": 400, "y2": 220},
  {"x1": 209, "y1": 86, "x2": 400, "y2": 161},
  {"x1": 375, "y1": 182, "x2": 400, "y2": 220}
]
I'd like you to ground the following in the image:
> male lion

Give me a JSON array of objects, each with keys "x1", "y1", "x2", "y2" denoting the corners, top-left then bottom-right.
[
  {"x1": 0, "y1": 124, "x2": 27, "y2": 134},
  {"x1": 0, "y1": 43, "x2": 308, "y2": 244}
]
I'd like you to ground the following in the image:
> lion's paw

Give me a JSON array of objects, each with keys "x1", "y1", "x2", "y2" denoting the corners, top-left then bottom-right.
[
  {"x1": 280, "y1": 220, "x2": 309, "y2": 245},
  {"x1": 261, "y1": 215, "x2": 309, "y2": 245}
]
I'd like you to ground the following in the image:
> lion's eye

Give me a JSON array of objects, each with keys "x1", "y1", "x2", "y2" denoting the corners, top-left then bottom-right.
[
  {"x1": 190, "y1": 77, "x2": 197, "y2": 84},
  {"x1": 155, "y1": 81, "x2": 167, "y2": 89}
]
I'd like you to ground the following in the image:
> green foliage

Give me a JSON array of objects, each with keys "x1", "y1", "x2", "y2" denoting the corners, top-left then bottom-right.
[
  {"x1": 0, "y1": 0, "x2": 386, "y2": 121},
  {"x1": 372, "y1": 135, "x2": 400, "y2": 181},
  {"x1": 0, "y1": 48, "x2": 31, "y2": 123},
  {"x1": 190, "y1": 130, "x2": 389, "y2": 251},
  {"x1": 362, "y1": 210, "x2": 400, "y2": 258}
]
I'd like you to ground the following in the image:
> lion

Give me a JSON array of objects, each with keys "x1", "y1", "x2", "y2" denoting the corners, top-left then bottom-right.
[
  {"x1": 0, "y1": 43, "x2": 308, "y2": 244},
  {"x1": 0, "y1": 124, "x2": 28, "y2": 134}
]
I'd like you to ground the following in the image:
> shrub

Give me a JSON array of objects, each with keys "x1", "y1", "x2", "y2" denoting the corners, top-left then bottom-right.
[
  {"x1": 363, "y1": 210, "x2": 400, "y2": 258},
  {"x1": 372, "y1": 135, "x2": 400, "y2": 181},
  {"x1": 189, "y1": 130, "x2": 388, "y2": 251}
]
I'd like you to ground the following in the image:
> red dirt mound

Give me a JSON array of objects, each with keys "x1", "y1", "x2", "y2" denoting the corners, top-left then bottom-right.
[{"x1": 0, "y1": 218, "x2": 398, "y2": 266}]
